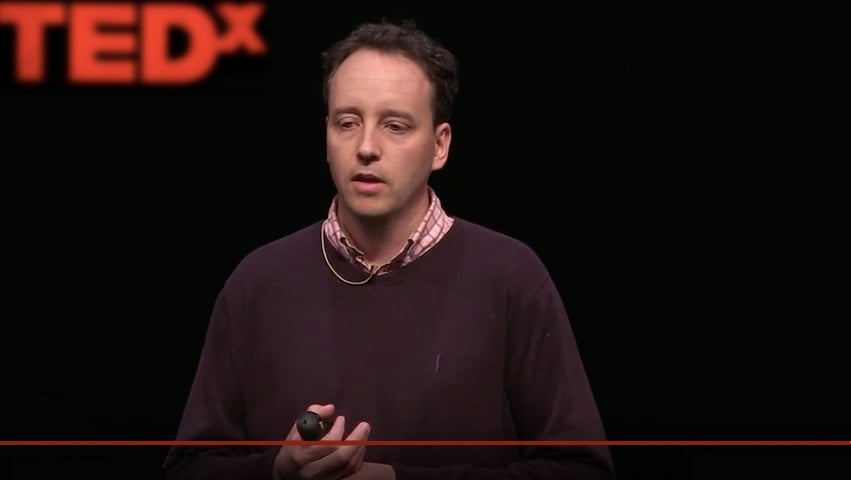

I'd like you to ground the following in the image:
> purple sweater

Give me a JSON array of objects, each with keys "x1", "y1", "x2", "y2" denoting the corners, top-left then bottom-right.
[{"x1": 164, "y1": 218, "x2": 614, "y2": 479}]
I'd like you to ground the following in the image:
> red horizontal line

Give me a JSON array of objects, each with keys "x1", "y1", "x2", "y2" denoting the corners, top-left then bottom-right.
[{"x1": 0, "y1": 441, "x2": 848, "y2": 447}]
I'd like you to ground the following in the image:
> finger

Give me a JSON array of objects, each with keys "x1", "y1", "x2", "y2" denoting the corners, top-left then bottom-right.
[
  {"x1": 345, "y1": 421, "x2": 371, "y2": 441},
  {"x1": 300, "y1": 445, "x2": 364, "y2": 480},
  {"x1": 291, "y1": 415, "x2": 346, "y2": 468},
  {"x1": 337, "y1": 421, "x2": 369, "y2": 469},
  {"x1": 306, "y1": 403, "x2": 336, "y2": 420},
  {"x1": 320, "y1": 414, "x2": 346, "y2": 441},
  {"x1": 299, "y1": 421, "x2": 370, "y2": 478},
  {"x1": 341, "y1": 421, "x2": 370, "y2": 473},
  {"x1": 347, "y1": 442, "x2": 367, "y2": 474},
  {"x1": 286, "y1": 412, "x2": 344, "y2": 470}
]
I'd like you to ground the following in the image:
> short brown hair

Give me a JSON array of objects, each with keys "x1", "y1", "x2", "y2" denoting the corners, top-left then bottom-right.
[{"x1": 321, "y1": 20, "x2": 459, "y2": 125}]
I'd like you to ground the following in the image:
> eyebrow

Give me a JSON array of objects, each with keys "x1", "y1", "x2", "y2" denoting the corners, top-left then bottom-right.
[{"x1": 331, "y1": 106, "x2": 416, "y2": 123}]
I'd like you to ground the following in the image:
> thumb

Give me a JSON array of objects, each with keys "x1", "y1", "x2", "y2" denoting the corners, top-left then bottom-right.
[{"x1": 306, "y1": 403, "x2": 336, "y2": 419}]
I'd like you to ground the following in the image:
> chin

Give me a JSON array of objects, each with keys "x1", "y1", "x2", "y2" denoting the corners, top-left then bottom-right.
[
  {"x1": 350, "y1": 207, "x2": 394, "y2": 223},
  {"x1": 341, "y1": 197, "x2": 395, "y2": 221}
]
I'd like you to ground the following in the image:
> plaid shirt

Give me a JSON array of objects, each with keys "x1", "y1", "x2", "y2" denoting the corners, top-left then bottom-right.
[{"x1": 322, "y1": 188, "x2": 454, "y2": 275}]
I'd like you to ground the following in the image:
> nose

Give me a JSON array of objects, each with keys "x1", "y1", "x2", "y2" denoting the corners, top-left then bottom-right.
[{"x1": 356, "y1": 126, "x2": 380, "y2": 164}]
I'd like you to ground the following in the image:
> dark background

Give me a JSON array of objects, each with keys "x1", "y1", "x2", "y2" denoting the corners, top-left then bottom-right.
[{"x1": 1, "y1": 1, "x2": 848, "y2": 479}]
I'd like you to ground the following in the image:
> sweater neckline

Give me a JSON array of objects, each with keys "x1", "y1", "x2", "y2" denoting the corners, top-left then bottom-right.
[{"x1": 319, "y1": 218, "x2": 463, "y2": 287}]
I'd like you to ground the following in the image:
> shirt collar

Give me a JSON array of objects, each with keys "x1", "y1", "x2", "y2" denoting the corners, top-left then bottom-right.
[{"x1": 322, "y1": 187, "x2": 452, "y2": 273}]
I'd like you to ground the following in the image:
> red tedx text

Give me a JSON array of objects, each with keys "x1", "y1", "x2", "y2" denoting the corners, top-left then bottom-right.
[{"x1": 0, "y1": 2, "x2": 267, "y2": 84}]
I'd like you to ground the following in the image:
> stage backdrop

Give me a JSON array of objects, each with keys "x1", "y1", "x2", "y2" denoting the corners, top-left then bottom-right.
[{"x1": 2, "y1": 1, "x2": 848, "y2": 479}]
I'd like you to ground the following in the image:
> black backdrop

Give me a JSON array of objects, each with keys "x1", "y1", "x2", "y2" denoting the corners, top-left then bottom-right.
[{"x1": 2, "y1": 1, "x2": 848, "y2": 479}]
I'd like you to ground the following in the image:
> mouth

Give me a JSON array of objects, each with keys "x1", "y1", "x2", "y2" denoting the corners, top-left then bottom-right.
[{"x1": 352, "y1": 173, "x2": 384, "y2": 183}]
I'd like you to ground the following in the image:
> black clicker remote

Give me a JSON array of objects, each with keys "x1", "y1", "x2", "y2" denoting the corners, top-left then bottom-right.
[{"x1": 297, "y1": 411, "x2": 327, "y2": 440}]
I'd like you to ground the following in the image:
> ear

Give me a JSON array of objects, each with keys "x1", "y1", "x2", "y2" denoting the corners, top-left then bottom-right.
[{"x1": 431, "y1": 122, "x2": 452, "y2": 171}]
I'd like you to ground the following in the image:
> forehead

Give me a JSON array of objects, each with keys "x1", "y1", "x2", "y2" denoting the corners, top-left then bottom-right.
[{"x1": 328, "y1": 49, "x2": 432, "y2": 112}]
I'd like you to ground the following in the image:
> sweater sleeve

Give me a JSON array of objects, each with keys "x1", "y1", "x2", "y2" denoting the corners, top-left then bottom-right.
[
  {"x1": 162, "y1": 281, "x2": 279, "y2": 480},
  {"x1": 391, "y1": 275, "x2": 615, "y2": 480}
]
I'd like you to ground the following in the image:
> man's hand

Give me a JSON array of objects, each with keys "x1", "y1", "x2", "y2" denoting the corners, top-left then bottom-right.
[{"x1": 273, "y1": 404, "x2": 371, "y2": 480}]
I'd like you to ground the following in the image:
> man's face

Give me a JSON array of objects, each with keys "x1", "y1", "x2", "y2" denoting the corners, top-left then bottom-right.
[{"x1": 326, "y1": 49, "x2": 450, "y2": 223}]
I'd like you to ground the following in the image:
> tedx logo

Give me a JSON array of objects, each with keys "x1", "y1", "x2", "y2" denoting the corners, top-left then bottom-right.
[{"x1": 0, "y1": 1, "x2": 268, "y2": 85}]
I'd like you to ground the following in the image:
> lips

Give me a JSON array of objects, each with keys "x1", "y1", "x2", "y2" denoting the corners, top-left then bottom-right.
[
  {"x1": 352, "y1": 173, "x2": 383, "y2": 183},
  {"x1": 351, "y1": 172, "x2": 386, "y2": 194}
]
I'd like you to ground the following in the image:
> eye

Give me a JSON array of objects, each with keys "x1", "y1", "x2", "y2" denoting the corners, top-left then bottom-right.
[
  {"x1": 338, "y1": 120, "x2": 358, "y2": 130},
  {"x1": 386, "y1": 122, "x2": 408, "y2": 133}
]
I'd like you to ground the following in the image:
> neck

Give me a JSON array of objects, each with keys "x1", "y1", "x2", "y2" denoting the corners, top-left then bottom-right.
[{"x1": 338, "y1": 188, "x2": 431, "y2": 267}]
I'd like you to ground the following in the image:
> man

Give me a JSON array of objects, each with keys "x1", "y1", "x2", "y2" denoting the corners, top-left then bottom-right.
[{"x1": 164, "y1": 20, "x2": 615, "y2": 480}]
